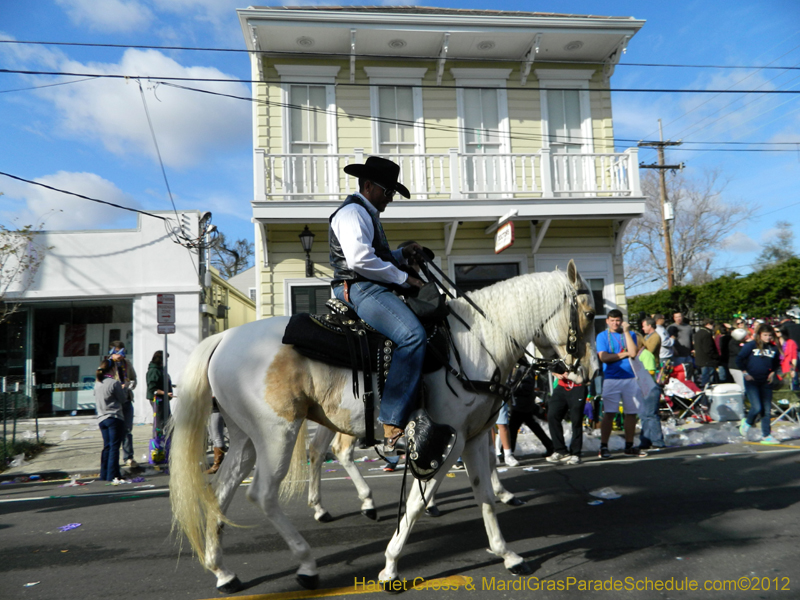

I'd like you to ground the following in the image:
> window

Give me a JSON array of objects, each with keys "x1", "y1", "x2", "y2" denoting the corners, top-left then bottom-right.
[
  {"x1": 377, "y1": 86, "x2": 416, "y2": 155},
  {"x1": 248, "y1": 288, "x2": 256, "y2": 302},
  {"x1": 275, "y1": 65, "x2": 339, "y2": 197},
  {"x1": 454, "y1": 262, "x2": 520, "y2": 294},
  {"x1": 453, "y1": 69, "x2": 511, "y2": 197},
  {"x1": 587, "y1": 277, "x2": 609, "y2": 335},
  {"x1": 290, "y1": 285, "x2": 332, "y2": 315},
  {"x1": 536, "y1": 69, "x2": 594, "y2": 194}
]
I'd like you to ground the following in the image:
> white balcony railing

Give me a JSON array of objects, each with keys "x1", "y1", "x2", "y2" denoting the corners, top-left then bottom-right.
[{"x1": 254, "y1": 147, "x2": 641, "y2": 201}]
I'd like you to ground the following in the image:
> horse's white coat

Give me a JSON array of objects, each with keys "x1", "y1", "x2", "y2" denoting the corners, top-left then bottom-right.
[{"x1": 169, "y1": 263, "x2": 597, "y2": 591}]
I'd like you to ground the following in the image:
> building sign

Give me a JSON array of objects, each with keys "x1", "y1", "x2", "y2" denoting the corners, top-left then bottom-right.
[
  {"x1": 494, "y1": 221, "x2": 515, "y2": 254},
  {"x1": 157, "y1": 324, "x2": 176, "y2": 334},
  {"x1": 157, "y1": 294, "x2": 175, "y2": 324}
]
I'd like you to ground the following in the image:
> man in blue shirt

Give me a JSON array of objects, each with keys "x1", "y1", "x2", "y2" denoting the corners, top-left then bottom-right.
[{"x1": 595, "y1": 309, "x2": 647, "y2": 459}]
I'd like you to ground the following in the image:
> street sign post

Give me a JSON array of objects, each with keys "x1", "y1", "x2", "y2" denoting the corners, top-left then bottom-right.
[{"x1": 156, "y1": 294, "x2": 175, "y2": 428}]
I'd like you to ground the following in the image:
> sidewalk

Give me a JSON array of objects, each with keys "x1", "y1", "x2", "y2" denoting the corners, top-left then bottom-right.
[{"x1": 1, "y1": 416, "x2": 157, "y2": 482}]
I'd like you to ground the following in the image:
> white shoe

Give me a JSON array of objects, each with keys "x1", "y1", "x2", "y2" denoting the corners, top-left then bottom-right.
[
  {"x1": 125, "y1": 459, "x2": 138, "y2": 468},
  {"x1": 546, "y1": 452, "x2": 567, "y2": 463},
  {"x1": 560, "y1": 455, "x2": 581, "y2": 465},
  {"x1": 504, "y1": 454, "x2": 520, "y2": 467}
]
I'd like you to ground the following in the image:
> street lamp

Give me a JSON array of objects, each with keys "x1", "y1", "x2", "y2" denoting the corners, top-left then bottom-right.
[{"x1": 299, "y1": 226, "x2": 315, "y2": 277}]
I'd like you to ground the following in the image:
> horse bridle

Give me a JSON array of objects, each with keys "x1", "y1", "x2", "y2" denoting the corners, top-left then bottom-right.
[{"x1": 567, "y1": 287, "x2": 590, "y2": 359}]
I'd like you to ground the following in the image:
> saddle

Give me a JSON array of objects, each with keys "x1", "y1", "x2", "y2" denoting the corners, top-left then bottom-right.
[{"x1": 282, "y1": 297, "x2": 459, "y2": 479}]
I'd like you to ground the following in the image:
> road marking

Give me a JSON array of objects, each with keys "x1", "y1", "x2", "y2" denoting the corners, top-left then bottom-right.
[
  {"x1": 208, "y1": 575, "x2": 472, "y2": 600},
  {"x1": 0, "y1": 488, "x2": 168, "y2": 504}
]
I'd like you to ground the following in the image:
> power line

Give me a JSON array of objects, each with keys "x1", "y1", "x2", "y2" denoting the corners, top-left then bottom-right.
[
  {"x1": 0, "y1": 76, "x2": 99, "y2": 94},
  {"x1": 5, "y1": 67, "x2": 800, "y2": 95},
  {"x1": 159, "y1": 79, "x2": 800, "y2": 152},
  {"x1": 3, "y1": 39, "x2": 800, "y2": 71},
  {"x1": 0, "y1": 171, "x2": 168, "y2": 221}
]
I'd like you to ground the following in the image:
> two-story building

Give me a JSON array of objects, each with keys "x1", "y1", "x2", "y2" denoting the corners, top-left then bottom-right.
[{"x1": 237, "y1": 6, "x2": 646, "y2": 330}]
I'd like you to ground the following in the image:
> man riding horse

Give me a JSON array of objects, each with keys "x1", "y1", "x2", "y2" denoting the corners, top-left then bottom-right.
[{"x1": 329, "y1": 156, "x2": 427, "y2": 452}]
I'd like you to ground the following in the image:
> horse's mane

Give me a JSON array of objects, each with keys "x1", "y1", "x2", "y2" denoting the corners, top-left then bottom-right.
[{"x1": 447, "y1": 269, "x2": 573, "y2": 375}]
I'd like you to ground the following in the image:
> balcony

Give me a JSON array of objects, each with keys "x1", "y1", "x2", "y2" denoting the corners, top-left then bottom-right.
[{"x1": 254, "y1": 147, "x2": 641, "y2": 202}]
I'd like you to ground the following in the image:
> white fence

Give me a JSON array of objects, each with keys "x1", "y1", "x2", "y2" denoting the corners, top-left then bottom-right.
[{"x1": 254, "y1": 147, "x2": 641, "y2": 200}]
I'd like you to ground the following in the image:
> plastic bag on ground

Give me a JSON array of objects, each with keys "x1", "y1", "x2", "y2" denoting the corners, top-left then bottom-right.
[
  {"x1": 10, "y1": 453, "x2": 26, "y2": 468},
  {"x1": 590, "y1": 487, "x2": 622, "y2": 500}
]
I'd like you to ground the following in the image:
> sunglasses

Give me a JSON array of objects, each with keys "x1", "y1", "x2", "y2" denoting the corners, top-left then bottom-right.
[{"x1": 372, "y1": 181, "x2": 396, "y2": 199}]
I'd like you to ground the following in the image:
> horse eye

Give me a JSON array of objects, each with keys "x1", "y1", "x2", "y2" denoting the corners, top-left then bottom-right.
[{"x1": 585, "y1": 311, "x2": 595, "y2": 320}]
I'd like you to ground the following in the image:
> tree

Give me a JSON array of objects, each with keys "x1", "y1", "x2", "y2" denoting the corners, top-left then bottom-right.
[
  {"x1": 623, "y1": 168, "x2": 753, "y2": 291},
  {"x1": 755, "y1": 220, "x2": 796, "y2": 268},
  {"x1": 0, "y1": 222, "x2": 49, "y2": 324},
  {"x1": 628, "y1": 257, "x2": 800, "y2": 321},
  {"x1": 210, "y1": 232, "x2": 254, "y2": 278}
]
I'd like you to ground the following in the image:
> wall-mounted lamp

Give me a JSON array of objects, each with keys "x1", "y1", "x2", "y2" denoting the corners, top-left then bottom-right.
[{"x1": 299, "y1": 226, "x2": 315, "y2": 277}]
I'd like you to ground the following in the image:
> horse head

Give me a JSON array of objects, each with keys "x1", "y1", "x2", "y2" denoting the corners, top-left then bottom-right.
[{"x1": 533, "y1": 259, "x2": 599, "y2": 384}]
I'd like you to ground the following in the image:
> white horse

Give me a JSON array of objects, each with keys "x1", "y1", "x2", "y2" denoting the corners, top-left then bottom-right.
[{"x1": 169, "y1": 260, "x2": 598, "y2": 593}]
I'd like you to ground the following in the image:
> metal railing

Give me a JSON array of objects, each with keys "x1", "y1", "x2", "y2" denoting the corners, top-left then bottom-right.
[{"x1": 254, "y1": 147, "x2": 641, "y2": 200}]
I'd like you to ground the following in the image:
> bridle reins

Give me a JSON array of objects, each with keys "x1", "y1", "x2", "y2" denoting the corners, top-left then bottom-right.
[{"x1": 415, "y1": 253, "x2": 589, "y2": 379}]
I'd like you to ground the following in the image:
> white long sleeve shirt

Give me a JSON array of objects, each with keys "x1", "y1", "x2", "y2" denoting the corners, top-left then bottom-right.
[
  {"x1": 330, "y1": 193, "x2": 408, "y2": 286},
  {"x1": 656, "y1": 324, "x2": 674, "y2": 359}
]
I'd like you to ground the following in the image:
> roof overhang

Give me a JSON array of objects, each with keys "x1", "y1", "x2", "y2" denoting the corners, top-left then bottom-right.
[
  {"x1": 237, "y1": 7, "x2": 644, "y2": 66},
  {"x1": 252, "y1": 197, "x2": 646, "y2": 224}
]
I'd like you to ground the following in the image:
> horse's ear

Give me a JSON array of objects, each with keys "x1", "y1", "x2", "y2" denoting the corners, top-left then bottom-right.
[{"x1": 567, "y1": 259, "x2": 579, "y2": 287}]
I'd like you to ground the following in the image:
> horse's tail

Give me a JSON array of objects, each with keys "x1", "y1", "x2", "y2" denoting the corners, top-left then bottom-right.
[
  {"x1": 168, "y1": 332, "x2": 227, "y2": 565},
  {"x1": 279, "y1": 418, "x2": 309, "y2": 503}
]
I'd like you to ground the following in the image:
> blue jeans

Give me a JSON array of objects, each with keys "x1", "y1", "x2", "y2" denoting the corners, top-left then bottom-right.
[
  {"x1": 639, "y1": 386, "x2": 665, "y2": 448},
  {"x1": 121, "y1": 400, "x2": 134, "y2": 461},
  {"x1": 744, "y1": 380, "x2": 772, "y2": 437},
  {"x1": 334, "y1": 281, "x2": 426, "y2": 427},
  {"x1": 700, "y1": 366, "x2": 716, "y2": 389},
  {"x1": 99, "y1": 416, "x2": 125, "y2": 481}
]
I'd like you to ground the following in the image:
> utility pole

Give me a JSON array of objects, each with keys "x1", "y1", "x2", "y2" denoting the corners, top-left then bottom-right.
[{"x1": 638, "y1": 120, "x2": 683, "y2": 289}]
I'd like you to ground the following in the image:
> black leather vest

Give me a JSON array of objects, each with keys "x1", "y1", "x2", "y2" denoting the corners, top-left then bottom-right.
[{"x1": 329, "y1": 195, "x2": 400, "y2": 284}]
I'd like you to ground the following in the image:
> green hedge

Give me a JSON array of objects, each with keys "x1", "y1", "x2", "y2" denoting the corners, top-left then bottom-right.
[{"x1": 628, "y1": 258, "x2": 800, "y2": 321}]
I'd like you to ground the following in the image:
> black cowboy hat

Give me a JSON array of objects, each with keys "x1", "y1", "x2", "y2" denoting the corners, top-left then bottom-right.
[{"x1": 343, "y1": 156, "x2": 411, "y2": 199}]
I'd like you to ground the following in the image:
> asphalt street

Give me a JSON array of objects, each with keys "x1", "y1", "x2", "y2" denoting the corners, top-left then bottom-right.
[{"x1": 2, "y1": 443, "x2": 799, "y2": 600}]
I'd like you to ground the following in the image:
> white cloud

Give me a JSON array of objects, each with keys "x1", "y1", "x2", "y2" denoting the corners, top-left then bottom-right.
[
  {"x1": 722, "y1": 230, "x2": 760, "y2": 253},
  {"x1": 55, "y1": 0, "x2": 154, "y2": 33},
  {"x1": 37, "y1": 49, "x2": 250, "y2": 169},
  {"x1": 2, "y1": 171, "x2": 140, "y2": 230}
]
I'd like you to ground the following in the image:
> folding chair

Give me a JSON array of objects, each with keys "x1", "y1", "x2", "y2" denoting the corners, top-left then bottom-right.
[{"x1": 663, "y1": 377, "x2": 707, "y2": 421}]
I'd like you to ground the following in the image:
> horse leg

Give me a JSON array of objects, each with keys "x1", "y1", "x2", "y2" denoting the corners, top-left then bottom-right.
[
  {"x1": 487, "y1": 437, "x2": 525, "y2": 507},
  {"x1": 378, "y1": 439, "x2": 464, "y2": 585},
  {"x1": 308, "y1": 426, "x2": 336, "y2": 522},
  {"x1": 461, "y1": 435, "x2": 530, "y2": 575},
  {"x1": 246, "y1": 420, "x2": 319, "y2": 590},
  {"x1": 204, "y1": 421, "x2": 257, "y2": 593},
  {"x1": 332, "y1": 433, "x2": 376, "y2": 520}
]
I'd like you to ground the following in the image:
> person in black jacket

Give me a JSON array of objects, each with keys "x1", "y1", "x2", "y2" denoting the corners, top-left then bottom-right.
[
  {"x1": 507, "y1": 368, "x2": 554, "y2": 460},
  {"x1": 694, "y1": 318, "x2": 721, "y2": 388},
  {"x1": 737, "y1": 323, "x2": 781, "y2": 445}
]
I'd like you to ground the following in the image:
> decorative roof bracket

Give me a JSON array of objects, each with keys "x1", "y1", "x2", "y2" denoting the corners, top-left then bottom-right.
[
  {"x1": 437, "y1": 33, "x2": 450, "y2": 86},
  {"x1": 603, "y1": 35, "x2": 630, "y2": 80},
  {"x1": 250, "y1": 25, "x2": 263, "y2": 80},
  {"x1": 520, "y1": 33, "x2": 542, "y2": 86},
  {"x1": 350, "y1": 29, "x2": 357, "y2": 83}
]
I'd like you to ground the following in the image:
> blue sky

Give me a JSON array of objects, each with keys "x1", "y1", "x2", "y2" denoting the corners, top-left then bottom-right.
[{"x1": 1, "y1": 1, "x2": 799, "y2": 288}]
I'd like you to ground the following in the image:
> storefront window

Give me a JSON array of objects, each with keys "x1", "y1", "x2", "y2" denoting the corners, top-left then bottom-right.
[{"x1": 32, "y1": 300, "x2": 133, "y2": 415}]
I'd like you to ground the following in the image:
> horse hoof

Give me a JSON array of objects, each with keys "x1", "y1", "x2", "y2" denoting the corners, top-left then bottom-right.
[
  {"x1": 425, "y1": 506, "x2": 441, "y2": 517},
  {"x1": 297, "y1": 574, "x2": 319, "y2": 590},
  {"x1": 317, "y1": 512, "x2": 334, "y2": 523},
  {"x1": 217, "y1": 576, "x2": 243, "y2": 594},
  {"x1": 504, "y1": 497, "x2": 525, "y2": 507},
  {"x1": 508, "y1": 561, "x2": 532, "y2": 576},
  {"x1": 361, "y1": 508, "x2": 378, "y2": 520}
]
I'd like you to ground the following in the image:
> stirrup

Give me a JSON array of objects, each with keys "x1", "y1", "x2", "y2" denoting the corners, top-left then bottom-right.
[{"x1": 404, "y1": 409, "x2": 457, "y2": 481}]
